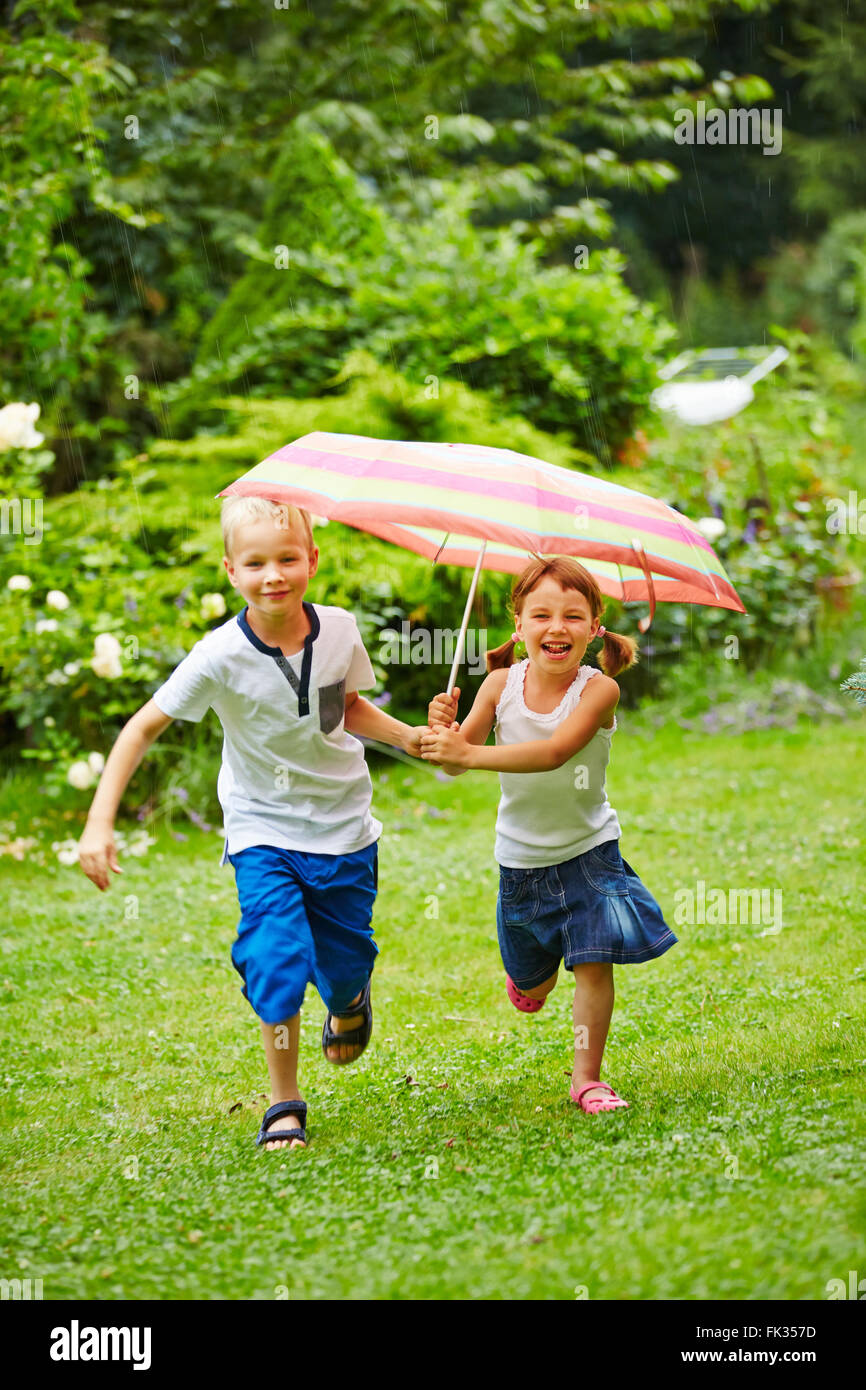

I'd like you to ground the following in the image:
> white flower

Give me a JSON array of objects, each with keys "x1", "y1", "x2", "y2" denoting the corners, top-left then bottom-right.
[
  {"x1": 53, "y1": 839, "x2": 81, "y2": 866},
  {"x1": 200, "y1": 592, "x2": 226, "y2": 620},
  {"x1": 46, "y1": 590, "x2": 70, "y2": 610},
  {"x1": 695, "y1": 517, "x2": 726, "y2": 543},
  {"x1": 87, "y1": 751, "x2": 105, "y2": 775},
  {"x1": 63, "y1": 661, "x2": 81, "y2": 676},
  {"x1": 44, "y1": 716, "x2": 56, "y2": 728},
  {"x1": 127, "y1": 833, "x2": 155, "y2": 858},
  {"x1": 35, "y1": 619, "x2": 59, "y2": 634},
  {"x1": 45, "y1": 670, "x2": 68, "y2": 686},
  {"x1": 7, "y1": 574, "x2": 32, "y2": 591},
  {"x1": 0, "y1": 402, "x2": 44, "y2": 450},
  {"x1": 91, "y1": 632, "x2": 123, "y2": 679},
  {"x1": 67, "y1": 761, "x2": 95, "y2": 790}
]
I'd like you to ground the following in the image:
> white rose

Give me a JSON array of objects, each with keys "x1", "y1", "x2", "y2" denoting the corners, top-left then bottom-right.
[
  {"x1": 0, "y1": 402, "x2": 44, "y2": 450},
  {"x1": 695, "y1": 517, "x2": 726, "y2": 543},
  {"x1": 91, "y1": 632, "x2": 123, "y2": 679},
  {"x1": 87, "y1": 751, "x2": 105, "y2": 775},
  {"x1": 46, "y1": 590, "x2": 70, "y2": 610},
  {"x1": 7, "y1": 575, "x2": 32, "y2": 591},
  {"x1": 201, "y1": 592, "x2": 226, "y2": 620},
  {"x1": 67, "y1": 761, "x2": 95, "y2": 789},
  {"x1": 35, "y1": 619, "x2": 59, "y2": 634}
]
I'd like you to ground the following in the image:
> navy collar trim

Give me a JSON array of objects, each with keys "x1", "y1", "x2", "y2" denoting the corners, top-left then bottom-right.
[
  {"x1": 236, "y1": 601, "x2": 320, "y2": 717},
  {"x1": 236, "y1": 600, "x2": 320, "y2": 655}
]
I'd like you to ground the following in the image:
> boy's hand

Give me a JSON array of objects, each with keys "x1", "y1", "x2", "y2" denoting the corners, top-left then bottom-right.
[
  {"x1": 404, "y1": 726, "x2": 426, "y2": 758},
  {"x1": 78, "y1": 821, "x2": 123, "y2": 892},
  {"x1": 420, "y1": 721, "x2": 473, "y2": 768},
  {"x1": 428, "y1": 687, "x2": 460, "y2": 728}
]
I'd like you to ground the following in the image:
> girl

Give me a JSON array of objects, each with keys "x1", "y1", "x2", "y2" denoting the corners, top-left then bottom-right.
[{"x1": 420, "y1": 557, "x2": 677, "y2": 1115}]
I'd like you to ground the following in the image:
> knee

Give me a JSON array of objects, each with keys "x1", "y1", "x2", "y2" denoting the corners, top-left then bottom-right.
[
  {"x1": 521, "y1": 970, "x2": 559, "y2": 1001},
  {"x1": 572, "y1": 961, "x2": 613, "y2": 985}
]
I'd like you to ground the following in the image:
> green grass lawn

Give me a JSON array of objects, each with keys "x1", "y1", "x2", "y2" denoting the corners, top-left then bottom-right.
[{"x1": 1, "y1": 720, "x2": 864, "y2": 1300}]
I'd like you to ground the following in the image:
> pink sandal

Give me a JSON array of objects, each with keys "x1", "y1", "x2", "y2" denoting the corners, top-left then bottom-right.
[
  {"x1": 506, "y1": 974, "x2": 545, "y2": 1013},
  {"x1": 570, "y1": 1080, "x2": 630, "y2": 1114}
]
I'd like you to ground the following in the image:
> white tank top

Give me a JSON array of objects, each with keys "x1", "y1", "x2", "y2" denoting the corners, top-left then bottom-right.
[{"x1": 493, "y1": 659, "x2": 621, "y2": 868}]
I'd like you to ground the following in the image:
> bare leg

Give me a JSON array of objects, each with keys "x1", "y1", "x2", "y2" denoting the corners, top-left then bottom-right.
[
  {"x1": 571, "y1": 962, "x2": 615, "y2": 1104},
  {"x1": 260, "y1": 1014, "x2": 305, "y2": 1150}
]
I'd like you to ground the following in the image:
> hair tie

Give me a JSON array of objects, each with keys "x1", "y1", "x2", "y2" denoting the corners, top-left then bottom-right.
[
  {"x1": 511, "y1": 632, "x2": 519, "y2": 642},
  {"x1": 597, "y1": 626, "x2": 606, "y2": 637}
]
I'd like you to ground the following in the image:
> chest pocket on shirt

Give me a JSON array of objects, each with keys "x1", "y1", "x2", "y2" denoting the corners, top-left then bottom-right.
[{"x1": 318, "y1": 678, "x2": 346, "y2": 734}]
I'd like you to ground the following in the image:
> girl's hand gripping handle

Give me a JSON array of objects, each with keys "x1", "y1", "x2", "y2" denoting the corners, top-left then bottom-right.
[{"x1": 428, "y1": 687, "x2": 460, "y2": 728}]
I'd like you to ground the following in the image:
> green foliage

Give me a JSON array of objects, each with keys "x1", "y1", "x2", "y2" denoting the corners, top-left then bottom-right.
[
  {"x1": 765, "y1": 0, "x2": 866, "y2": 219},
  {"x1": 599, "y1": 330, "x2": 864, "y2": 700},
  {"x1": 840, "y1": 657, "x2": 866, "y2": 707},
  {"x1": 169, "y1": 135, "x2": 677, "y2": 460},
  {"x1": 801, "y1": 213, "x2": 866, "y2": 357},
  {"x1": 0, "y1": 2, "x2": 159, "y2": 436},
  {"x1": 1, "y1": 0, "x2": 769, "y2": 475}
]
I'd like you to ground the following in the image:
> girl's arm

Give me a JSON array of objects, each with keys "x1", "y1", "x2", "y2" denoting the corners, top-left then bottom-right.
[
  {"x1": 343, "y1": 691, "x2": 426, "y2": 756},
  {"x1": 78, "y1": 698, "x2": 174, "y2": 890},
  {"x1": 421, "y1": 674, "x2": 619, "y2": 773},
  {"x1": 425, "y1": 671, "x2": 507, "y2": 776}
]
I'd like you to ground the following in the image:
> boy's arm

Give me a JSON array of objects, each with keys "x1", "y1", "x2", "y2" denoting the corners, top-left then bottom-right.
[
  {"x1": 78, "y1": 699, "x2": 174, "y2": 890},
  {"x1": 421, "y1": 675, "x2": 619, "y2": 773},
  {"x1": 343, "y1": 691, "x2": 425, "y2": 756}
]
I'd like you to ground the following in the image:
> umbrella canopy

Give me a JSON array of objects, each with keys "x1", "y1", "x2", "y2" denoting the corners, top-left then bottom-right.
[{"x1": 218, "y1": 431, "x2": 745, "y2": 618}]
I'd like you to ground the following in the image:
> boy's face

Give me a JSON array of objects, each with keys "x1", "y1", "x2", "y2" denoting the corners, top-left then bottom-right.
[
  {"x1": 223, "y1": 514, "x2": 319, "y2": 618},
  {"x1": 514, "y1": 577, "x2": 600, "y2": 676}
]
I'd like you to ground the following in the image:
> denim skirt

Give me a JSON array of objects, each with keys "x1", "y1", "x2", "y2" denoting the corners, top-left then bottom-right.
[{"x1": 496, "y1": 837, "x2": 677, "y2": 988}]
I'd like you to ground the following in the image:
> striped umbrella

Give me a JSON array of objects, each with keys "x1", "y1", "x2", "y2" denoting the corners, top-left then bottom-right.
[{"x1": 218, "y1": 431, "x2": 745, "y2": 690}]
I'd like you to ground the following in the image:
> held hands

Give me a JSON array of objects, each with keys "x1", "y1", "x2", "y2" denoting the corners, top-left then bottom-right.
[
  {"x1": 404, "y1": 726, "x2": 426, "y2": 758},
  {"x1": 420, "y1": 720, "x2": 473, "y2": 768},
  {"x1": 78, "y1": 822, "x2": 123, "y2": 892}
]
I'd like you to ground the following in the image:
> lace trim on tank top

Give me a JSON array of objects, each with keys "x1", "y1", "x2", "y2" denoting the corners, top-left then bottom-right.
[{"x1": 495, "y1": 658, "x2": 617, "y2": 732}]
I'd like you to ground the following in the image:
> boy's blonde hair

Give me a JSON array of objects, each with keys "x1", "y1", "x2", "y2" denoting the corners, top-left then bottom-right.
[{"x1": 221, "y1": 496, "x2": 315, "y2": 559}]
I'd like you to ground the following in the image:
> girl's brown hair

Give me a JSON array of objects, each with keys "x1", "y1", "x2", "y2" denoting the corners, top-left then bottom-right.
[{"x1": 486, "y1": 556, "x2": 638, "y2": 678}]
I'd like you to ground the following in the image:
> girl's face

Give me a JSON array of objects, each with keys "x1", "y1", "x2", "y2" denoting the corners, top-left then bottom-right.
[{"x1": 514, "y1": 576, "x2": 600, "y2": 676}]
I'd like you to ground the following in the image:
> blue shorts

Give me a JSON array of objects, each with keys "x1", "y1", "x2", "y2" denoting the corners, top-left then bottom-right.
[
  {"x1": 227, "y1": 842, "x2": 379, "y2": 1025},
  {"x1": 496, "y1": 838, "x2": 677, "y2": 988}
]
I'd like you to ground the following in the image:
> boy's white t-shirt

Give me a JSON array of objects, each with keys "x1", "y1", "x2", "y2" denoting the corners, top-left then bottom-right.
[{"x1": 152, "y1": 602, "x2": 382, "y2": 863}]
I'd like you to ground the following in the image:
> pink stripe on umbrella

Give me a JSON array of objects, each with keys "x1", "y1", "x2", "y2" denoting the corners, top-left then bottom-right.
[{"x1": 256, "y1": 444, "x2": 717, "y2": 554}]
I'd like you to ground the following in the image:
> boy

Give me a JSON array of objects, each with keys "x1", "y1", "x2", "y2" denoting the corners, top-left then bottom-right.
[{"x1": 79, "y1": 497, "x2": 424, "y2": 1151}]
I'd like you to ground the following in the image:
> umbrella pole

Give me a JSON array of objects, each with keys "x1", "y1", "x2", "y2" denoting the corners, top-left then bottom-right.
[{"x1": 446, "y1": 542, "x2": 487, "y2": 697}]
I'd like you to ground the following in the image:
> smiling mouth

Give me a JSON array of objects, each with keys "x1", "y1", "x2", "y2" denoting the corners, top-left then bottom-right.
[{"x1": 541, "y1": 641, "x2": 571, "y2": 655}]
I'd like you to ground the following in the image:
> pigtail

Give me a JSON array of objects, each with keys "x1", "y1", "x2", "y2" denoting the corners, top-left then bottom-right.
[
  {"x1": 486, "y1": 636, "x2": 518, "y2": 672},
  {"x1": 596, "y1": 629, "x2": 639, "y2": 679}
]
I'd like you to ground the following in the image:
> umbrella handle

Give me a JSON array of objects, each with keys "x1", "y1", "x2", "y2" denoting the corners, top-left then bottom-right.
[
  {"x1": 446, "y1": 542, "x2": 487, "y2": 698},
  {"x1": 631, "y1": 538, "x2": 657, "y2": 633}
]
